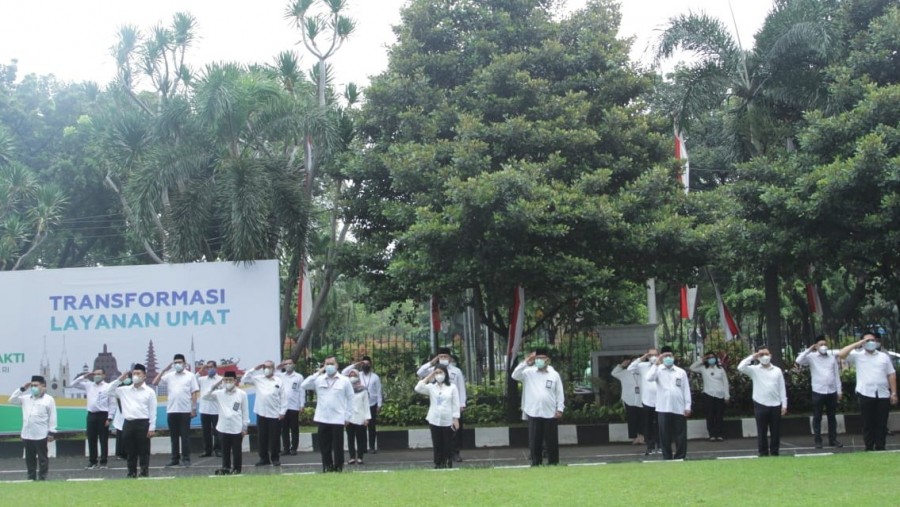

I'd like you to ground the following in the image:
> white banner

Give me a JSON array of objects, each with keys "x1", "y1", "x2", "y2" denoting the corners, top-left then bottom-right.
[{"x1": 0, "y1": 260, "x2": 280, "y2": 432}]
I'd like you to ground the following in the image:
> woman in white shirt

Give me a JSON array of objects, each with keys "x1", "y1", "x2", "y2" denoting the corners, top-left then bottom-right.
[
  {"x1": 414, "y1": 364, "x2": 460, "y2": 469},
  {"x1": 689, "y1": 351, "x2": 730, "y2": 441},
  {"x1": 346, "y1": 370, "x2": 371, "y2": 464}
]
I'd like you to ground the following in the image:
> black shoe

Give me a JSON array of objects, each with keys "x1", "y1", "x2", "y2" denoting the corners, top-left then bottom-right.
[
  {"x1": 255, "y1": 461, "x2": 271, "y2": 467},
  {"x1": 232, "y1": 469, "x2": 241, "y2": 475},
  {"x1": 215, "y1": 450, "x2": 222, "y2": 457},
  {"x1": 139, "y1": 469, "x2": 149, "y2": 477},
  {"x1": 289, "y1": 449, "x2": 297, "y2": 456},
  {"x1": 199, "y1": 452, "x2": 212, "y2": 458},
  {"x1": 181, "y1": 460, "x2": 192, "y2": 467},
  {"x1": 830, "y1": 440, "x2": 843, "y2": 448},
  {"x1": 164, "y1": 460, "x2": 180, "y2": 467},
  {"x1": 371, "y1": 449, "x2": 378, "y2": 454},
  {"x1": 454, "y1": 455, "x2": 462, "y2": 462},
  {"x1": 126, "y1": 473, "x2": 137, "y2": 479},
  {"x1": 272, "y1": 461, "x2": 281, "y2": 466},
  {"x1": 814, "y1": 441, "x2": 823, "y2": 449}
]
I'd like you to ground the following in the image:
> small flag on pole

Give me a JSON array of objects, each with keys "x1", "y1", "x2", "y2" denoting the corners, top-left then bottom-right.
[
  {"x1": 506, "y1": 286, "x2": 525, "y2": 369},
  {"x1": 675, "y1": 127, "x2": 690, "y2": 194},
  {"x1": 806, "y1": 283, "x2": 824, "y2": 319},
  {"x1": 296, "y1": 262, "x2": 312, "y2": 330},
  {"x1": 708, "y1": 271, "x2": 740, "y2": 341},
  {"x1": 430, "y1": 295, "x2": 441, "y2": 350},
  {"x1": 680, "y1": 285, "x2": 698, "y2": 319}
]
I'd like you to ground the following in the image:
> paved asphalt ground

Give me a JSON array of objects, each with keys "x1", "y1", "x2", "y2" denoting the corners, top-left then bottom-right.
[{"x1": 1, "y1": 435, "x2": 897, "y2": 482}]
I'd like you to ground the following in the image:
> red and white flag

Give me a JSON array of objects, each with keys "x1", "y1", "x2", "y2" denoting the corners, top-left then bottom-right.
[
  {"x1": 709, "y1": 273, "x2": 740, "y2": 341},
  {"x1": 806, "y1": 283, "x2": 824, "y2": 319},
  {"x1": 506, "y1": 286, "x2": 525, "y2": 369},
  {"x1": 675, "y1": 127, "x2": 690, "y2": 194},
  {"x1": 295, "y1": 262, "x2": 313, "y2": 329},
  {"x1": 680, "y1": 285, "x2": 698, "y2": 320},
  {"x1": 430, "y1": 295, "x2": 441, "y2": 347}
]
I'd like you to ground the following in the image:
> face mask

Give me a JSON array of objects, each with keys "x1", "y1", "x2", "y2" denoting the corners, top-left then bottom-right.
[
  {"x1": 224, "y1": 382, "x2": 236, "y2": 391},
  {"x1": 122, "y1": 378, "x2": 133, "y2": 386},
  {"x1": 285, "y1": 365, "x2": 295, "y2": 373},
  {"x1": 174, "y1": 363, "x2": 184, "y2": 373},
  {"x1": 864, "y1": 341, "x2": 879, "y2": 352},
  {"x1": 133, "y1": 375, "x2": 145, "y2": 385},
  {"x1": 818, "y1": 345, "x2": 828, "y2": 355},
  {"x1": 325, "y1": 365, "x2": 337, "y2": 376},
  {"x1": 94, "y1": 375, "x2": 104, "y2": 383},
  {"x1": 663, "y1": 356, "x2": 675, "y2": 367},
  {"x1": 647, "y1": 355, "x2": 657, "y2": 363},
  {"x1": 758, "y1": 355, "x2": 771, "y2": 366},
  {"x1": 706, "y1": 358, "x2": 717, "y2": 366},
  {"x1": 263, "y1": 368, "x2": 274, "y2": 377},
  {"x1": 350, "y1": 376, "x2": 361, "y2": 384},
  {"x1": 434, "y1": 374, "x2": 446, "y2": 383},
  {"x1": 208, "y1": 369, "x2": 217, "y2": 377},
  {"x1": 30, "y1": 386, "x2": 41, "y2": 396},
  {"x1": 534, "y1": 359, "x2": 547, "y2": 369},
  {"x1": 362, "y1": 364, "x2": 371, "y2": 372},
  {"x1": 439, "y1": 359, "x2": 450, "y2": 366}
]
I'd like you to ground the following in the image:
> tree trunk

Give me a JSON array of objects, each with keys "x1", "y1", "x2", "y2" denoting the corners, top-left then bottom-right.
[{"x1": 764, "y1": 264, "x2": 783, "y2": 366}]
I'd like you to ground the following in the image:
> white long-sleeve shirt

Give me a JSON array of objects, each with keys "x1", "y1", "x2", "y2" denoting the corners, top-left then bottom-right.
[
  {"x1": 414, "y1": 380, "x2": 460, "y2": 427},
  {"x1": 8, "y1": 388, "x2": 57, "y2": 440},
  {"x1": 197, "y1": 374, "x2": 222, "y2": 415},
  {"x1": 301, "y1": 373, "x2": 354, "y2": 425},
  {"x1": 648, "y1": 364, "x2": 692, "y2": 414},
  {"x1": 511, "y1": 362, "x2": 565, "y2": 419},
  {"x1": 107, "y1": 380, "x2": 158, "y2": 431},
  {"x1": 71, "y1": 376, "x2": 115, "y2": 414},
  {"x1": 627, "y1": 360, "x2": 657, "y2": 407},
  {"x1": 277, "y1": 371, "x2": 306, "y2": 411},
  {"x1": 417, "y1": 362, "x2": 467, "y2": 407},
  {"x1": 158, "y1": 371, "x2": 199, "y2": 413},
  {"x1": 737, "y1": 356, "x2": 788, "y2": 408},
  {"x1": 348, "y1": 389, "x2": 371, "y2": 425},
  {"x1": 795, "y1": 349, "x2": 842, "y2": 395},
  {"x1": 342, "y1": 366, "x2": 383, "y2": 407},
  {"x1": 241, "y1": 369, "x2": 288, "y2": 419},
  {"x1": 611, "y1": 365, "x2": 642, "y2": 407},
  {"x1": 689, "y1": 360, "x2": 730, "y2": 400},
  {"x1": 846, "y1": 350, "x2": 896, "y2": 398},
  {"x1": 202, "y1": 388, "x2": 250, "y2": 435}
]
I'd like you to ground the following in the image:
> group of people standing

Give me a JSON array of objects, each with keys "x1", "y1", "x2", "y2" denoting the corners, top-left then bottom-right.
[{"x1": 7, "y1": 332, "x2": 897, "y2": 481}]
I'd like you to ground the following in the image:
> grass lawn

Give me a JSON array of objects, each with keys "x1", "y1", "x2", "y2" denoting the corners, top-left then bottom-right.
[{"x1": 2, "y1": 453, "x2": 897, "y2": 506}]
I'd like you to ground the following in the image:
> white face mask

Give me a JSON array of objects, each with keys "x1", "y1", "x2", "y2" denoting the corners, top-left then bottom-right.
[
  {"x1": 434, "y1": 374, "x2": 446, "y2": 383},
  {"x1": 439, "y1": 359, "x2": 450, "y2": 366},
  {"x1": 818, "y1": 345, "x2": 828, "y2": 355},
  {"x1": 758, "y1": 355, "x2": 771, "y2": 366},
  {"x1": 224, "y1": 382, "x2": 236, "y2": 391},
  {"x1": 133, "y1": 375, "x2": 145, "y2": 385},
  {"x1": 174, "y1": 363, "x2": 184, "y2": 373},
  {"x1": 263, "y1": 367, "x2": 274, "y2": 377},
  {"x1": 647, "y1": 355, "x2": 657, "y2": 363}
]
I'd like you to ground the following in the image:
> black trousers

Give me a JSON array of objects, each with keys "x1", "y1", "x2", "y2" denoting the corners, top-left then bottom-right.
[
  {"x1": 527, "y1": 416, "x2": 559, "y2": 466},
  {"x1": 220, "y1": 432, "x2": 243, "y2": 472},
  {"x1": 859, "y1": 394, "x2": 890, "y2": 451},
  {"x1": 318, "y1": 423, "x2": 345, "y2": 472},
  {"x1": 23, "y1": 438, "x2": 49, "y2": 480},
  {"x1": 86, "y1": 410, "x2": 109, "y2": 465},
  {"x1": 200, "y1": 413, "x2": 220, "y2": 454},
  {"x1": 643, "y1": 404, "x2": 658, "y2": 451},
  {"x1": 167, "y1": 412, "x2": 192, "y2": 461},
  {"x1": 368, "y1": 405, "x2": 379, "y2": 451},
  {"x1": 754, "y1": 402, "x2": 782, "y2": 456},
  {"x1": 114, "y1": 426, "x2": 126, "y2": 458},
  {"x1": 281, "y1": 409, "x2": 300, "y2": 452},
  {"x1": 625, "y1": 403, "x2": 643, "y2": 439},
  {"x1": 346, "y1": 423, "x2": 367, "y2": 459},
  {"x1": 430, "y1": 424, "x2": 455, "y2": 468},
  {"x1": 811, "y1": 392, "x2": 838, "y2": 443},
  {"x1": 256, "y1": 416, "x2": 281, "y2": 463},
  {"x1": 658, "y1": 411, "x2": 687, "y2": 459},
  {"x1": 703, "y1": 393, "x2": 726, "y2": 439},
  {"x1": 122, "y1": 419, "x2": 150, "y2": 477}
]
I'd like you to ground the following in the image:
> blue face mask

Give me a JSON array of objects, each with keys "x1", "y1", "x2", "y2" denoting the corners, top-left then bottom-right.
[
  {"x1": 325, "y1": 365, "x2": 337, "y2": 376},
  {"x1": 30, "y1": 386, "x2": 41, "y2": 396},
  {"x1": 663, "y1": 357, "x2": 675, "y2": 367},
  {"x1": 864, "y1": 341, "x2": 879, "y2": 352},
  {"x1": 208, "y1": 369, "x2": 217, "y2": 377},
  {"x1": 707, "y1": 357, "x2": 717, "y2": 366},
  {"x1": 122, "y1": 378, "x2": 133, "y2": 386},
  {"x1": 534, "y1": 359, "x2": 546, "y2": 369}
]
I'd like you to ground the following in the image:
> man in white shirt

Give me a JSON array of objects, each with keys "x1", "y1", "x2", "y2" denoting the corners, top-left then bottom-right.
[
  {"x1": 738, "y1": 346, "x2": 788, "y2": 457},
  {"x1": 108, "y1": 364, "x2": 157, "y2": 478},
  {"x1": 242, "y1": 360, "x2": 287, "y2": 466},
  {"x1": 153, "y1": 353, "x2": 200, "y2": 467},
  {"x1": 838, "y1": 332, "x2": 898, "y2": 451},
  {"x1": 302, "y1": 355, "x2": 354, "y2": 472},
  {"x1": 277, "y1": 358, "x2": 305, "y2": 456},
  {"x1": 611, "y1": 357, "x2": 644, "y2": 445},
  {"x1": 417, "y1": 347, "x2": 467, "y2": 461},
  {"x1": 628, "y1": 347, "x2": 660, "y2": 455},
  {"x1": 9, "y1": 375, "x2": 57, "y2": 481},
  {"x1": 197, "y1": 360, "x2": 222, "y2": 457},
  {"x1": 343, "y1": 355, "x2": 383, "y2": 454},
  {"x1": 72, "y1": 367, "x2": 114, "y2": 469},
  {"x1": 689, "y1": 351, "x2": 730, "y2": 441},
  {"x1": 202, "y1": 371, "x2": 249, "y2": 475},
  {"x1": 795, "y1": 336, "x2": 843, "y2": 448},
  {"x1": 648, "y1": 347, "x2": 691, "y2": 460},
  {"x1": 511, "y1": 348, "x2": 565, "y2": 466}
]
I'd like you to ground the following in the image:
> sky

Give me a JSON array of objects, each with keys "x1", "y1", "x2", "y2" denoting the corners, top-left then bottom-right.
[{"x1": 0, "y1": 0, "x2": 775, "y2": 90}]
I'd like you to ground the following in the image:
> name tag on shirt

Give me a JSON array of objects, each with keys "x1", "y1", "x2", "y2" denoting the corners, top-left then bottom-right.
[
  {"x1": 545, "y1": 380, "x2": 554, "y2": 389},
  {"x1": 437, "y1": 394, "x2": 445, "y2": 406},
  {"x1": 710, "y1": 372, "x2": 715, "y2": 377},
  {"x1": 232, "y1": 402, "x2": 241, "y2": 412},
  {"x1": 292, "y1": 382, "x2": 299, "y2": 391},
  {"x1": 675, "y1": 378, "x2": 682, "y2": 388},
  {"x1": 634, "y1": 386, "x2": 641, "y2": 394}
]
